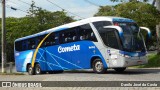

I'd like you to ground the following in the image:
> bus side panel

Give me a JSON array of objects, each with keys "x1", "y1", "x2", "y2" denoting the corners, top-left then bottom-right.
[
  {"x1": 32, "y1": 41, "x2": 108, "y2": 71},
  {"x1": 35, "y1": 48, "x2": 47, "y2": 71},
  {"x1": 45, "y1": 42, "x2": 85, "y2": 71},
  {"x1": 69, "y1": 41, "x2": 90, "y2": 69},
  {"x1": 15, "y1": 50, "x2": 33, "y2": 72},
  {"x1": 71, "y1": 41, "x2": 107, "y2": 69},
  {"x1": 92, "y1": 42, "x2": 108, "y2": 68},
  {"x1": 44, "y1": 41, "x2": 102, "y2": 70},
  {"x1": 45, "y1": 46, "x2": 67, "y2": 71},
  {"x1": 56, "y1": 43, "x2": 78, "y2": 70}
]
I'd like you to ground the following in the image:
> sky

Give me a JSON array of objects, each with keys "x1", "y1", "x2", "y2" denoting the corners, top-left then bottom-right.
[{"x1": 0, "y1": 0, "x2": 120, "y2": 19}]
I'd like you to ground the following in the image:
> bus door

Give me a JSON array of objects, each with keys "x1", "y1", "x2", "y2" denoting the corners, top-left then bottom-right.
[{"x1": 105, "y1": 30, "x2": 121, "y2": 67}]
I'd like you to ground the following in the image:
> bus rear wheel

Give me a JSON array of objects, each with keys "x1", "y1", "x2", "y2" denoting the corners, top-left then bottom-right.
[
  {"x1": 35, "y1": 64, "x2": 41, "y2": 75},
  {"x1": 27, "y1": 65, "x2": 35, "y2": 75},
  {"x1": 92, "y1": 59, "x2": 106, "y2": 74},
  {"x1": 114, "y1": 67, "x2": 126, "y2": 72}
]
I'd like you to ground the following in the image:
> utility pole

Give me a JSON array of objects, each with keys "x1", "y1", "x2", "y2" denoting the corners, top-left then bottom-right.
[
  {"x1": 156, "y1": 0, "x2": 160, "y2": 54},
  {"x1": 1, "y1": 0, "x2": 6, "y2": 73},
  {"x1": 156, "y1": 0, "x2": 160, "y2": 10}
]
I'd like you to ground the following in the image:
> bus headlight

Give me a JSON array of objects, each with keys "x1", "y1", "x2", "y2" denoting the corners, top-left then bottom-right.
[
  {"x1": 124, "y1": 55, "x2": 130, "y2": 58},
  {"x1": 119, "y1": 53, "x2": 124, "y2": 56},
  {"x1": 119, "y1": 53, "x2": 130, "y2": 58}
]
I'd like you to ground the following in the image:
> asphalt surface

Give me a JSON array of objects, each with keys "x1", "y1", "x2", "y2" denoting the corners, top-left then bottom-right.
[
  {"x1": 0, "y1": 51, "x2": 159, "y2": 90},
  {"x1": 0, "y1": 68, "x2": 160, "y2": 81},
  {"x1": 0, "y1": 68, "x2": 160, "y2": 90}
]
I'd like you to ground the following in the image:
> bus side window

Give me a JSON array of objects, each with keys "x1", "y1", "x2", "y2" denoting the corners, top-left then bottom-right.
[
  {"x1": 15, "y1": 41, "x2": 22, "y2": 51},
  {"x1": 21, "y1": 40, "x2": 27, "y2": 51},
  {"x1": 106, "y1": 30, "x2": 120, "y2": 49},
  {"x1": 66, "y1": 28, "x2": 76, "y2": 43},
  {"x1": 79, "y1": 24, "x2": 97, "y2": 42},
  {"x1": 79, "y1": 30, "x2": 86, "y2": 40},
  {"x1": 89, "y1": 32, "x2": 97, "y2": 41},
  {"x1": 37, "y1": 35, "x2": 45, "y2": 47},
  {"x1": 47, "y1": 33, "x2": 57, "y2": 46},
  {"x1": 59, "y1": 32, "x2": 65, "y2": 44},
  {"x1": 44, "y1": 38, "x2": 50, "y2": 46},
  {"x1": 93, "y1": 21, "x2": 112, "y2": 31},
  {"x1": 50, "y1": 33, "x2": 56, "y2": 45},
  {"x1": 28, "y1": 39, "x2": 36, "y2": 49},
  {"x1": 59, "y1": 28, "x2": 77, "y2": 44},
  {"x1": 64, "y1": 32, "x2": 68, "y2": 43}
]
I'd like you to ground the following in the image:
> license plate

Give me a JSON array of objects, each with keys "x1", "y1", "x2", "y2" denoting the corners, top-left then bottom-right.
[
  {"x1": 137, "y1": 61, "x2": 142, "y2": 64},
  {"x1": 131, "y1": 57, "x2": 139, "y2": 60}
]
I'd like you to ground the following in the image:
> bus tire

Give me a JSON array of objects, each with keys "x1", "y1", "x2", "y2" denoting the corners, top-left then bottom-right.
[
  {"x1": 92, "y1": 59, "x2": 106, "y2": 74},
  {"x1": 35, "y1": 64, "x2": 41, "y2": 75},
  {"x1": 114, "y1": 67, "x2": 126, "y2": 72},
  {"x1": 27, "y1": 64, "x2": 35, "y2": 75}
]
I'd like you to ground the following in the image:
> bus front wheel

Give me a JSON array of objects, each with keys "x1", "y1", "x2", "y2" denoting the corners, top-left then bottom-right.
[
  {"x1": 92, "y1": 59, "x2": 106, "y2": 74},
  {"x1": 114, "y1": 67, "x2": 126, "y2": 72},
  {"x1": 27, "y1": 65, "x2": 35, "y2": 75}
]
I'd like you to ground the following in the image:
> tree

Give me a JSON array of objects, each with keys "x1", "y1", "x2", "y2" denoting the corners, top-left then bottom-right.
[
  {"x1": 26, "y1": 1, "x2": 74, "y2": 34},
  {"x1": 110, "y1": 0, "x2": 157, "y2": 6},
  {"x1": 95, "y1": 2, "x2": 160, "y2": 48},
  {"x1": 111, "y1": 0, "x2": 160, "y2": 54},
  {"x1": 110, "y1": 0, "x2": 148, "y2": 2},
  {"x1": 0, "y1": 1, "x2": 74, "y2": 62}
]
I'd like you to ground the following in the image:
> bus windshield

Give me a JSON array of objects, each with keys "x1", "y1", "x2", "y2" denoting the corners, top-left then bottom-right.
[{"x1": 113, "y1": 22, "x2": 146, "y2": 52}]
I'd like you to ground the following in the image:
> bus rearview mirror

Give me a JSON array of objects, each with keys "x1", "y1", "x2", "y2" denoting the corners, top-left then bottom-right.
[
  {"x1": 103, "y1": 26, "x2": 123, "y2": 37},
  {"x1": 139, "y1": 27, "x2": 151, "y2": 47},
  {"x1": 139, "y1": 27, "x2": 151, "y2": 38}
]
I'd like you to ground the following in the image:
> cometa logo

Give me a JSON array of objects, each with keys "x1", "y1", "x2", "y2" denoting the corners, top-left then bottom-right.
[{"x1": 58, "y1": 44, "x2": 80, "y2": 53}]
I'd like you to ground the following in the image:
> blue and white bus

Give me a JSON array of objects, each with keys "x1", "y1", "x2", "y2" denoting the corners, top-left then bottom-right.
[{"x1": 14, "y1": 16, "x2": 151, "y2": 75}]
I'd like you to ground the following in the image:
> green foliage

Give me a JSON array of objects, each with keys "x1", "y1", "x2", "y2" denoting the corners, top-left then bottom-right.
[
  {"x1": 110, "y1": 0, "x2": 148, "y2": 2},
  {"x1": 138, "y1": 54, "x2": 160, "y2": 68},
  {"x1": 95, "y1": 2, "x2": 160, "y2": 29},
  {"x1": 0, "y1": 1, "x2": 74, "y2": 62},
  {"x1": 96, "y1": 6, "x2": 116, "y2": 16},
  {"x1": 95, "y1": 2, "x2": 160, "y2": 47}
]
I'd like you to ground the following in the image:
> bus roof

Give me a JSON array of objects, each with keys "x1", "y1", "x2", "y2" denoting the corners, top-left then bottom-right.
[{"x1": 15, "y1": 16, "x2": 135, "y2": 42}]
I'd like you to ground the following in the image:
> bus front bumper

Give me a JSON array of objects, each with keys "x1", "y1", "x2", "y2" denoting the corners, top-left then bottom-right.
[{"x1": 109, "y1": 56, "x2": 148, "y2": 68}]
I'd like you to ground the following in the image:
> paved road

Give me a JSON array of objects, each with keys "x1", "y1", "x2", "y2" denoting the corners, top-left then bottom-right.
[
  {"x1": 0, "y1": 51, "x2": 159, "y2": 90},
  {"x1": 0, "y1": 68, "x2": 160, "y2": 90},
  {"x1": 1, "y1": 68, "x2": 160, "y2": 81}
]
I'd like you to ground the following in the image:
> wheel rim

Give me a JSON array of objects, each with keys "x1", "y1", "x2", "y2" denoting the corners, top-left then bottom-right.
[
  {"x1": 36, "y1": 66, "x2": 40, "y2": 74},
  {"x1": 95, "y1": 61, "x2": 103, "y2": 72},
  {"x1": 28, "y1": 66, "x2": 32, "y2": 74}
]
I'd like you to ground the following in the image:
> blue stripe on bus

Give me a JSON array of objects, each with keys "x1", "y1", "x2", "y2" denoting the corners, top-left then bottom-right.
[
  {"x1": 113, "y1": 18, "x2": 135, "y2": 23},
  {"x1": 119, "y1": 50, "x2": 146, "y2": 57}
]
